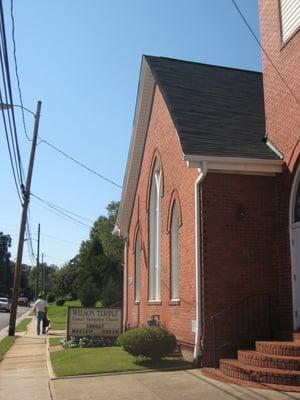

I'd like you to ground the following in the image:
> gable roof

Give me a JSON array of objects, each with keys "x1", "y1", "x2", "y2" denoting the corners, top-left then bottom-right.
[
  {"x1": 116, "y1": 56, "x2": 282, "y2": 236},
  {"x1": 145, "y1": 55, "x2": 278, "y2": 160}
]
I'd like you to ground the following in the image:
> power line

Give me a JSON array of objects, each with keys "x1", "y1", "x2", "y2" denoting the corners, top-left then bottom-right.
[
  {"x1": 38, "y1": 138, "x2": 123, "y2": 189},
  {"x1": 41, "y1": 233, "x2": 81, "y2": 246},
  {"x1": 0, "y1": 0, "x2": 24, "y2": 183},
  {"x1": 9, "y1": 0, "x2": 122, "y2": 190},
  {"x1": 0, "y1": 62, "x2": 23, "y2": 192},
  {"x1": 0, "y1": 0, "x2": 23, "y2": 203},
  {"x1": 230, "y1": 0, "x2": 300, "y2": 106},
  {"x1": 31, "y1": 193, "x2": 93, "y2": 223},
  {"x1": 31, "y1": 194, "x2": 92, "y2": 230},
  {"x1": 0, "y1": 88, "x2": 22, "y2": 203},
  {"x1": 10, "y1": 0, "x2": 30, "y2": 141},
  {"x1": 43, "y1": 254, "x2": 67, "y2": 263}
]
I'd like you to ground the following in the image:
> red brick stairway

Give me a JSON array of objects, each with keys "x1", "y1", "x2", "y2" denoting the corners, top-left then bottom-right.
[{"x1": 207, "y1": 333, "x2": 300, "y2": 390}]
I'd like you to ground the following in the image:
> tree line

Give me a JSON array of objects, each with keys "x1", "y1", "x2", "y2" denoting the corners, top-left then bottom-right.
[{"x1": 0, "y1": 201, "x2": 124, "y2": 307}]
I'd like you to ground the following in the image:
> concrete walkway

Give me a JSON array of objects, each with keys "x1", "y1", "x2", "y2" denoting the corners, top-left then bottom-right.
[
  {"x1": 50, "y1": 369, "x2": 300, "y2": 400},
  {"x1": 2, "y1": 319, "x2": 300, "y2": 400},
  {"x1": 0, "y1": 318, "x2": 51, "y2": 400}
]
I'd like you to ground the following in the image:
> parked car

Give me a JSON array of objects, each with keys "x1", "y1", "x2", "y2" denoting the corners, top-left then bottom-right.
[
  {"x1": 0, "y1": 297, "x2": 11, "y2": 313},
  {"x1": 17, "y1": 297, "x2": 29, "y2": 306}
]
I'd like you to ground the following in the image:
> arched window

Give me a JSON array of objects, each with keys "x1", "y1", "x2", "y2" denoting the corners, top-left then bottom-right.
[
  {"x1": 149, "y1": 163, "x2": 161, "y2": 300},
  {"x1": 135, "y1": 230, "x2": 141, "y2": 302},
  {"x1": 170, "y1": 204, "x2": 180, "y2": 300}
]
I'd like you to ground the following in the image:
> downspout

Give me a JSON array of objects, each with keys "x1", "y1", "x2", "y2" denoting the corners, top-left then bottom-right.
[
  {"x1": 193, "y1": 161, "x2": 208, "y2": 365},
  {"x1": 112, "y1": 225, "x2": 128, "y2": 332},
  {"x1": 123, "y1": 237, "x2": 128, "y2": 331}
]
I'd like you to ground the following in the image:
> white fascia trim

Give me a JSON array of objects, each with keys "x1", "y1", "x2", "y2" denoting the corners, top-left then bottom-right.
[
  {"x1": 266, "y1": 139, "x2": 284, "y2": 160},
  {"x1": 116, "y1": 58, "x2": 155, "y2": 236},
  {"x1": 184, "y1": 154, "x2": 283, "y2": 175}
]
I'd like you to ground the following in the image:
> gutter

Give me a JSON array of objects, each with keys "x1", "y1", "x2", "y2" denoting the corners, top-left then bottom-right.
[{"x1": 193, "y1": 161, "x2": 207, "y2": 365}]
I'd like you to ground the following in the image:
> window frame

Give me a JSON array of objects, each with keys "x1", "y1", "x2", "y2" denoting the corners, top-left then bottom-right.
[
  {"x1": 279, "y1": 0, "x2": 300, "y2": 46},
  {"x1": 134, "y1": 229, "x2": 141, "y2": 303},
  {"x1": 170, "y1": 203, "x2": 180, "y2": 302},
  {"x1": 148, "y1": 163, "x2": 162, "y2": 301}
]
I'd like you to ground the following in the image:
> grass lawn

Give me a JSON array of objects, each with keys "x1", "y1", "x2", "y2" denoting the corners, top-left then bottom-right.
[
  {"x1": 47, "y1": 300, "x2": 80, "y2": 330},
  {"x1": 51, "y1": 346, "x2": 193, "y2": 377},
  {"x1": 0, "y1": 336, "x2": 15, "y2": 361},
  {"x1": 16, "y1": 318, "x2": 32, "y2": 332},
  {"x1": 49, "y1": 337, "x2": 63, "y2": 347}
]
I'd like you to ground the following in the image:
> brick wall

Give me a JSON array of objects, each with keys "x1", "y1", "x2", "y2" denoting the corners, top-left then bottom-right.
[
  {"x1": 126, "y1": 83, "x2": 280, "y2": 365},
  {"x1": 201, "y1": 173, "x2": 278, "y2": 365},
  {"x1": 126, "y1": 86, "x2": 199, "y2": 351},
  {"x1": 259, "y1": 0, "x2": 300, "y2": 329}
]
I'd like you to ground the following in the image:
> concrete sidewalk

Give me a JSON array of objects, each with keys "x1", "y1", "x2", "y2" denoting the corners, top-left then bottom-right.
[
  {"x1": 50, "y1": 369, "x2": 300, "y2": 400},
  {"x1": 2, "y1": 320, "x2": 300, "y2": 400},
  {"x1": 0, "y1": 317, "x2": 51, "y2": 400}
]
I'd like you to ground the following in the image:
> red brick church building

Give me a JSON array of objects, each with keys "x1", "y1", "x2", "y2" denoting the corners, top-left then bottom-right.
[{"x1": 116, "y1": 0, "x2": 300, "y2": 385}]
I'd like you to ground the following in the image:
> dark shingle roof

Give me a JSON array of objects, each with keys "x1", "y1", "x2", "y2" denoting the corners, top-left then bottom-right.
[{"x1": 144, "y1": 56, "x2": 279, "y2": 160}]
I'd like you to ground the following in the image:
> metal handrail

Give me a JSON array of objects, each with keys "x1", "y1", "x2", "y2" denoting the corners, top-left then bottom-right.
[{"x1": 210, "y1": 293, "x2": 273, "y2": 368}]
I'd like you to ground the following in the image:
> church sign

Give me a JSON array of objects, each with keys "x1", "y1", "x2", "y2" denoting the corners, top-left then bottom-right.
[{"x1": 67, "y1": 307, "x2": 122, "y2": 339}]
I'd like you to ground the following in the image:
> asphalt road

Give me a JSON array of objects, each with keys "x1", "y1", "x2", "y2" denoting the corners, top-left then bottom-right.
[{"x1": 0, "y1": 306, "x2": 30, "y2": 331}]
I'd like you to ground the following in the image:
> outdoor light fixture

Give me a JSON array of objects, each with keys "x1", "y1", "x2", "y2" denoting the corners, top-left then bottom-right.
[{"x1": 237, "y1": 206, "x2": 246, "y2": 220}]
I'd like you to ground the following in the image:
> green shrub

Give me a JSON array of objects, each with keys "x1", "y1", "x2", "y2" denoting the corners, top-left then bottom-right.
[
  {"x1": 56, "y1": 298, "x2": 65, "y2": 306},
  {"x1": 47, "y1": 293, "x2": 56, "y2": 303},
  {"x1": 117, "y1": 326, "x2": 177, "y2": 361}
]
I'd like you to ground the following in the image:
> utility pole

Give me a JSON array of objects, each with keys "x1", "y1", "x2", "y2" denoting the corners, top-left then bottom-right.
[
  {"x1": 41, "y1": 252, "x2": 44, "y2": 295},
  {"x1": 35, "y1": 223, "x2": 40, "y2": 299},
  {"x1": 8, "y1": 101, "x2": 42, "y2": 337}
]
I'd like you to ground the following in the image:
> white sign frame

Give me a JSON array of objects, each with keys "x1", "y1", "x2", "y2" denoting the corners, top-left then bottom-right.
[{"x1": 67, "y1": 307, "x2": 122, "y2": 339}]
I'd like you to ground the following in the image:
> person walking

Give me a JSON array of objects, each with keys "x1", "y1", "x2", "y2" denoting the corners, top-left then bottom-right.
[{"x1": 33, "y1": 295, "x2": 48, "y2": 335}]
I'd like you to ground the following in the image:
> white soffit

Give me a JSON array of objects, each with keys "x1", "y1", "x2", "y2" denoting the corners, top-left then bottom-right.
[
  {"x1": 117, "y1": 59, "x2": 155, "y2": 236},
  {"x1": 185, "y1": 154, "x2": 283, "y2": 175}
]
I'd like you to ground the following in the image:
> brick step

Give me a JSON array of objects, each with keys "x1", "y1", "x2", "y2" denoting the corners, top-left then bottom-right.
[
  {"x1": 294, "y1": 331, "x2": 300, "y2": 342},
  {"x1": 220, "y1": 359, "x2": 300, "y2": 386},
  {"x1": 256, "y1": 341, "x2": 300, "y2": 356},
  {"x1": 202, "y1": 368, "x2": 300, "y2": 393},
  {"x1": 238, "y1": 350, "x2": 300, "y2": 370}
]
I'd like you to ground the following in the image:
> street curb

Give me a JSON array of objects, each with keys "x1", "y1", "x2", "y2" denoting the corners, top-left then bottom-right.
[
  {"x1": 46, "y1": 338, "x2": 56, "y2": 380},
  {"x1": 0, "y1": 307, "x2": 33, "y2": 338}
]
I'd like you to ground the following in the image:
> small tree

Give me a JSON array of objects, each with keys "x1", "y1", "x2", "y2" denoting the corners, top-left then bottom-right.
[
  {"x1": 78, "y1": 278, "x2": 100, "y2": 307},
  {"x1": 101, "y1": 275, "x2": 122, "y2": 307}
]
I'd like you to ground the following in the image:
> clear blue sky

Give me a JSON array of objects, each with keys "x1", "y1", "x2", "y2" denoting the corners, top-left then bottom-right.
[{"x1": 0, "y1": 0, "x2": 261, "y2": 267}]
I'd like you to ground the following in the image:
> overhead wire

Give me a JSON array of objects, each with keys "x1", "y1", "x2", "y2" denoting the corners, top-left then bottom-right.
[
  {"x1": 0, "y1": 0, "x2": 24, "y2": 182},
  {"x1": 38, "y1": 138, "x2": 123, "y2": 189},
  {"x1": 10, "y1": 0, "x2": 30, "y2": 141},
  {"x1": 31, "y1": 193, "x2": 94, "y2": 224},
  {"x1": 9, "y1": 0, "x2": 122, "y2": 190},
  {"x1": 0, "y1": 0, "x2": 24, "y2": 203},
  {"x1": 0, "y1": 88, "x2": 22, "y2": 203},
  {"x1": 31, "y1": 194, "x2": 92, "y2": 230},
  {"x1": 230, "y1": 0, "x2": 300, "y2": 106}
]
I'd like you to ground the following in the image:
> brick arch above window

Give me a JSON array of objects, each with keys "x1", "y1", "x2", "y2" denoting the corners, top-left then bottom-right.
[
  {"x1": 145, "y1": 149, "x2": 164, "y2": 212},
  {"x1": 167, "y1": 189, "x2": 183, "y2": 233}
]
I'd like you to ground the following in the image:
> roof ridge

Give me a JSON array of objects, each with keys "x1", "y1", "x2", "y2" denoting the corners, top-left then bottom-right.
[{"x1": 144, "y1": 54, "x2": 262, "y2": 75}]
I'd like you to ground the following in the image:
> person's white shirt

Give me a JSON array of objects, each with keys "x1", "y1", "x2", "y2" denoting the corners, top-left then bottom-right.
[{"x1": 34, "y1": 298, "x2": 48, "y2": 312}]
